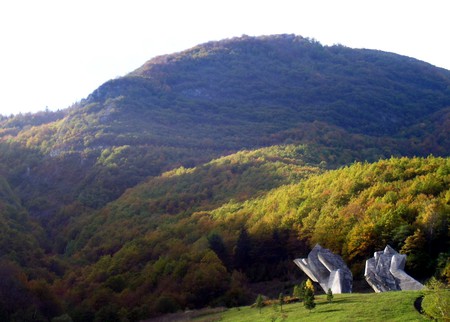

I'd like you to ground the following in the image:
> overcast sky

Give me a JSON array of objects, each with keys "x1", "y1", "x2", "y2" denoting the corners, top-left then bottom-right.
[{"x1": 1, "y1": 0, "x2": 449, "y2": 116}]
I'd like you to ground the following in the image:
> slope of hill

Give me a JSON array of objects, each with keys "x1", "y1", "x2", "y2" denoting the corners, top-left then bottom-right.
[
  {"x1": 0, "y1": 175, "x2": 45, "y2": 267},
  {"x1": 193, "y1": 291, "x2": 427, "y2": 322},
  {"x1": 62, "y1": 144, "x2": 321, "y2": 258},
  {"x1": 0, "y1": 34, "x2": 449, "y2": 321},
  {"x1": 55, "y1": 155, "x2": 448, "y2": 321},
  {"x1": 1, "y1": 35, "x2": 449, "y2": 219},
  {"x1": 131, "y1": 34, "x2": 450, "y2": 135}
]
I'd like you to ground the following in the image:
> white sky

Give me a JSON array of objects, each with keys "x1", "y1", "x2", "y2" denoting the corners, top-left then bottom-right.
[{"x1": 0, "y1": 0, "x2": 449, "y2": 116}]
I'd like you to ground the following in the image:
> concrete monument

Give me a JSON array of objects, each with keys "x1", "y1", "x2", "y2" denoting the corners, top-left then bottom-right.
[
  {"x1": 364, "y1": 245, "x2": 424, "y2": 292},
  {"x1": 293, "y1": 244, "x2": 352, "y2": 293}
]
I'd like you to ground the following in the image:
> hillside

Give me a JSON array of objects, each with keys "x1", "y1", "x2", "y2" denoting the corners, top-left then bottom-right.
[
  {"x1": 1, "y1": 35, "x2": 449, "y2": 217},
  {"x1": 51, "y1": 156, "x2": 446, "y2": 321},
  {"x1": 0, "y1": 175, "x2": 45, "y2": 268},
  {"x1": 191, "y1": 291, "x2": 427, "y2": 322},
  {"x1": 0, "y1": 35, "x2": 449, "y2": 321}
]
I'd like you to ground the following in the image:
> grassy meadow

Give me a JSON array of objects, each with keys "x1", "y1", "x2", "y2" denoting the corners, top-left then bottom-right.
[{"x1": 194, "y1": 291, "x2": 427, "y2": 322}]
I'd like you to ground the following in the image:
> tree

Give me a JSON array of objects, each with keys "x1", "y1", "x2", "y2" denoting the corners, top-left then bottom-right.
[
  {"x1": 401, "y1": 229, "x2": 430, "y2": 278},
  {"x1": 305, "y1": 279, "x2": 315, "y2": 297},
  {"x1": 94, "y1": 304, "x2": 120, "y2": 322},
  {"x1": 225, "y1": 270, "x2": 249, "y2": 307},
  {"x1": 292, "y1": 284, "x2": 302, "y2": 302},
  {"x1": 233, "y1": 228, "x2": 252, "y2": 270},
  {"x1": 298, "y1": 280, "x2": 307, "y2": 302},
  {"x1": 421, "y1": 277, "x2": 450, "y2": 320},
  {"x1": 327, "y1": 288, "x2": 333, "y2": 303},
  {"x1": 304, "y1": 279, "x2": 315, "y2": 312},
  {"x1": 278, "y1": 293, "x2": 285, "y2": 312},
  {"x1": 154, "y1": 295, "x2": 179, "y2": 314},
  {"x1": 0, "y1": 260, "x2": 32, "y2": 320},
  {"x1": 28, "y1": 279, "x2": 63, "y2": 319},
  {"x1": 304, "y1": 287, "x2": 316, "y2": 312},
  {"x1": 182, "y1": 251, "x2": 228, "y2": 307},
  {"x1": 255, "y1": 294, "x2": 264, "y2": 313},
  {"x1": 207, "y1": 232, "x2": 229, "y2": 268}
]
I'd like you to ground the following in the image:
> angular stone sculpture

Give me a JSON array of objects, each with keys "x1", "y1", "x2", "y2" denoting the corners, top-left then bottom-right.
[
  {"x1": 293, "y1": 244, "x2": 352, "y2": 293},
  {"x1": 364, "y1": 245, "x2": 424, "y2": 292}
]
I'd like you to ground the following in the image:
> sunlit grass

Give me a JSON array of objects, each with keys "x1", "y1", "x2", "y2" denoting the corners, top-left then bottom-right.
[{"x1": 194, "y1": 291, "x2": 427, "y2": 321}]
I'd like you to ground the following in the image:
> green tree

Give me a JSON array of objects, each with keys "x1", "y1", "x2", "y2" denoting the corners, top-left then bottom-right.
[
  {"x1": 421, "y1": 277, "x2": 450, "y2": 321},
  {"x1": 255, "y1": 294, "x2": 264, "y2": 313},
  {"x1": 293, "y1": 284, "x2": 302, "y2": 302},
  {"x1": 304, "y1": 288, "x2": 316, "y2": 312},
  {"x1": 207, "y1": 232, "x2": 229, "y2": 268},
  {"x1": 327, "y1": 288, "x2": 333, "y2": 303},
  {"x1": 233, "y1": 228, "x2": 252, "y2": 270},
  {"x1": 154, "y1": 296, "x2": 179, "y2": 314},
  {"x1": 270, "y1": 300, "x2": 279, "y2": 321},
  {"x1": 278, "y1": 292, "x2": 285, "y2": 312},
  {"x1": 94, "y1": 304, "x2": 120, "y2": 322},
  {"x1": 28, "y1": 279, "x2": 63, "y2": 319},
  {"x1": 299, "y1": 280, "x2": 307, "y2": 301},
  {"x1": 304, "y1": 280, "x2": 315, "y2": 312}
]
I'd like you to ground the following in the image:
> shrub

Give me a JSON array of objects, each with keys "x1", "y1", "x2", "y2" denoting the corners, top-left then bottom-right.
[{"x1": 421, "y1": 277, "x2": 449, "y2": 321}]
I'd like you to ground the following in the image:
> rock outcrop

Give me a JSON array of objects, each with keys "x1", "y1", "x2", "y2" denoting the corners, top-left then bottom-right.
[
  {"x1": 293, "y1": 244, "x2": 352, "y2": 293},
  {"x1": 364, "y1": 245, "x2": 424, "y2": 292}
]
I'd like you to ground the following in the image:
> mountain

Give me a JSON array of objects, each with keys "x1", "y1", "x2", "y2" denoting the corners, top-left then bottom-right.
[
  {"x1": 0, "y1": 34, "x2": 449, "y2": 321},
  {"x1": 2, "y1": 35, "x2": 449, "y2": 213}
]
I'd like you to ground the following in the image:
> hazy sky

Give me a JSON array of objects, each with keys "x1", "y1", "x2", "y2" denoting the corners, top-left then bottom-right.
[{"x1": 1, "y1": 0, "x2": 449, "y2": 116}]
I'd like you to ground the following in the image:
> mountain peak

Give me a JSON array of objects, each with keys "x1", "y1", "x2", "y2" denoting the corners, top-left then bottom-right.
[{"x1": 129, "y1": 34, "x2": 318, "y2": 77}]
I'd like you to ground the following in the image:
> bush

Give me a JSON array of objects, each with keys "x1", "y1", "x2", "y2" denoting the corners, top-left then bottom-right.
[
  {"x1": 421, "y1": 277, "x2": 450, "y2": 321},
  {"x1": 154, "y1": 296, "x2": 180, "y2": 314}
]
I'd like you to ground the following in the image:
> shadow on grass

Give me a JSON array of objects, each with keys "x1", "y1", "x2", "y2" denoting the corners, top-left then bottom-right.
[
  {"x1": 317, "y1": 298, "x2": 351, "y2": 305},
  {"x1": 317, "y1": 308, "x2": 341, "y2": 313}
]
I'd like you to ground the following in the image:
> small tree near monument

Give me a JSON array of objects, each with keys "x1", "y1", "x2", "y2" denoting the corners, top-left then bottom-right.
[
  {"x1": 278, "y1": 293, "x2": 285, "y2": 312},
  {"x1": 304, "y1": 279, "x2": 316, "y2": 312},
  {"x1": 255, "y1": 294, "x2": 264, "y2": 314},
  {"x1": 327, "y1": 288, "x2": 333, "y2": 303},
  {"x1": 305, "y1": 279, "x2": 314, "y2": 295},
  {"x1": 293, "y1": 281, "x2": 306, "y2": 302},
  {"x1": 304, "y1": 288, "x2": 316, "y2": 312}
]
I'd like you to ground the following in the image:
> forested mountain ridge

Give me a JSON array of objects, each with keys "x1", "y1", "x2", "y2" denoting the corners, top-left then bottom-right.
[
  {"x1": 1, "y1": 34, "x2": 449, "y2": 215},
  {"x1": 0, "y1": 34, "x2": 449, "y2": 321},
  {"x1": 130, "y1": 34, "x2": 450, "y2": 135}
]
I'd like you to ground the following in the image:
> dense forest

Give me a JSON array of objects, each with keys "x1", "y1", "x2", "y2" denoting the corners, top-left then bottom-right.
[{"x1": 0, "y1": 35, "x2": 449, "y2": 321}]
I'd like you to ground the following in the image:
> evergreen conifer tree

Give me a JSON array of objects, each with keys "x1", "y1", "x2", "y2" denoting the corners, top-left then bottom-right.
[
  {"x1": 293, "y1": 285, "x2": 301, "y2": 302},
  {"x1": 298, "y1": 280, "x2": 307, "y2": 301},
  {"x1": 304, "y1": 279, "x2": 316, "y2": 312},
  {"x1": 278, "y1": 293, "x2": 284, "y2": 312},
  {"x1": 304, "y1": 287, "x2": 316, "y2": 312},
  {"x1": 255, "y1": 294, "x2": 264, "y2": 314},
  {"x1": 327, "y1": 288, "x2": 333, "y2": 303}
]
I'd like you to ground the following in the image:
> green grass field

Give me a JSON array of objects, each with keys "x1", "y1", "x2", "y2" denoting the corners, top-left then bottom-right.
[{"x1": 194, "y1": 291, "x2": 427, "y2": 322}]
